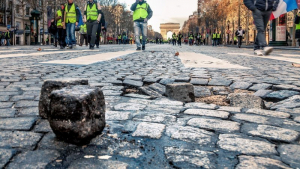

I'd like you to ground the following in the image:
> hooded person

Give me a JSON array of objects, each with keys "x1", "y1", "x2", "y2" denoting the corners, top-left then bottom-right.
[{"x1": 130, "y1": 0, "x2": 153, "y2": 51}]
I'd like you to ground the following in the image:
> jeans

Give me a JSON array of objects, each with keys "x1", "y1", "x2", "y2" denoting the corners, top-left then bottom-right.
[
  {"x1": 66, "y1": 23, "x2": 76, "y2": 46},
  {"x1": 252, "y1": 9, "x2": 272, "y2": 50},
  {"x1": 86, "y1": 21, "x2": 98, "y2": 47},
  {"x1": 1, "y1": 39, "x2": 4, "y2": 45},
  {"x1": 134, "y1": 21, "x2": 147, "y2": 48},
  {"x1": 213, "y1": 39, "x2": 218, "y2": 46},
  {"x1": 6, "y1": 39, "x2": 10, "y2": 46}
]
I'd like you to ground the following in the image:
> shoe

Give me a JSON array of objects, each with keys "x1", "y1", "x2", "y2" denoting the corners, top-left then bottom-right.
[
  {"x1": 136, "y1": 47, "x2": 141, "y2": 51},
  {"x1": 254, "y1": 50, "x2": 263, "y2": 56},
  {"x1": 90, "y1": 45, "x2": 94, "y2": 50},
  {"x1": 96, "y1": 46, "x2": 99, "y2": 48},
  {"x1": 60, "y1": 46, "x2": 64, "y2": 49},
  {"x1": 69, "y1": 45, "x2": 73, "y2": 49},
  {"x1": 142, "y1": 46, "x2": 145, "y2": 50},
  {"x1": 263, "y1": 47, "x2": 273, "y2": 55},
  {"x1": 79, "y1": 44, "x2": 82, "y2": 47}
]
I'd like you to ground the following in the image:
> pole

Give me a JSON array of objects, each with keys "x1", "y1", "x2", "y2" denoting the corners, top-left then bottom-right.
[
  {"x1": 238, "y1": 0, "x2": 241, "y2": 27},
  {"x1": 293, "y1": 10, "x2": 297, "y2": 47}
]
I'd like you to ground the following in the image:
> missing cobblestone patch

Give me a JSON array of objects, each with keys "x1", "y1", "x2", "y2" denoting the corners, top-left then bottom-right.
[{"x1": 196, "y1": 95, "x2": 229, "y2": 106}]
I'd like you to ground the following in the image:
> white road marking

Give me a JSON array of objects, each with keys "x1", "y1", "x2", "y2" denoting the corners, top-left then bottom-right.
[
  {"x1": 0, "y1": 50, "x2": 80, "y2": 58},
  {"x1": 180, "y1": 52, "x2": 250, "y2": 69},
  {"x1": 41, "y1": 50, "x2": 136, "y2": 65},
  {"x1": 229, "y1": 53, "x2": 300, "y2": 64}
]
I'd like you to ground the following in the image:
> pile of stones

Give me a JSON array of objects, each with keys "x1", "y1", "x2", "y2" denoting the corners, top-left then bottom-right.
[{"x1": 38, "y1": 79, "x2": 106, "y2": 145}]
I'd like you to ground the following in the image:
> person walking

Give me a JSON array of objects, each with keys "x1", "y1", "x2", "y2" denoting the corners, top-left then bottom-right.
[
  {"x1": 217, "y1": 32, "x2": 221, "y2": 46},
  {"x1": 212, "y1": 31, "x2": 217, "y2": 46},
  {"x1": 5, "y1": 30, "x2": 10, "y2": 46},
  {"x1": 172, "y1": 33, "x2": 177, "y2": 46},
  {"x1": 64, "y1": 0, "x2": 80, "y2": 49},
  {"x1": 95, "y1": 10, "x2": 105, "y2": 48},
  {"x1": 84, "y1": 0, "x2": 102, "y2": 50},
  {"x1": 117, "y1": 34, "x2": 122, "y2": 45},
  {"x1": 244, "y1": 0, "x2": 279, "y2": 56},
  {"x1": 79, "y1": 23, "x2": 88, "y2": 46},
  {"x1": 235, "y1": 26, "x2": 245, "y2": 48},
  {"x1": 178, "y1": 32, "x2": 183, "y2": 46},
  {"x1": 131, "y1": 0, "x2": 153, "y2": 51},
  {"x1": 188, "y1": 32, "x2": 194, "y2": 46},
  {"x1": 294, "y1": 10, "x2": 300, "y2": 47},
  {"x1": 56, "y1": 4, "x2": 66, "y2": 49}
]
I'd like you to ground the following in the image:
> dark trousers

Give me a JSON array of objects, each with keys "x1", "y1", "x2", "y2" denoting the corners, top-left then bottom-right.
[
  {"x1": 238, "y1": 36, "x2": 243, "y2": 47},
  {"x1": 178, "y1": 40, "x2": 181, "y2": 46},
  {"x1": 172, "y1": 39, "x2": 176, "y2": 45},
  {"x1": 95, "y1": 24, "x2": 102, "y2": 47},
  {"x1": 86, "y1": 21, "x2": 98, "y2": 47},
  {"x1": 80, "y1": 34, "x2": 88, "y2": 46},
  {"x1": 57, "y1": 28, "x2": 66, "y2": 47},
  {"x1": 253, "y1": 9, "x2": 272, "y2": 50}
]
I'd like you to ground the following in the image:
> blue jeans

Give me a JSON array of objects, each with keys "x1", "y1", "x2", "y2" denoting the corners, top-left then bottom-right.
[
  {"x1": 134, "y1": 21, "x2": 147, "y2": 48},
  {"x1": 66, "y1": 23, "x2": 76, "y2": 46},
  {"x1": 6, "y1": 39, "x2": 10, "y2": 46}
]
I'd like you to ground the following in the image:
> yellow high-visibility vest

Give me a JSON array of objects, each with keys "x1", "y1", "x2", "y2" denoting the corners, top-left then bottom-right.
[
  {"x1": 65, "y1": 3, "x2": 76, "y2": 23},
  {"x1": 133, "y1": 3, "x2": 148, "y2": 21},
  {"x1": 57, "y1": 10, "x2": 62, "y2": 26},
  {"x1": 87, "y1": 3, "x2": 98, "y2": 21}
]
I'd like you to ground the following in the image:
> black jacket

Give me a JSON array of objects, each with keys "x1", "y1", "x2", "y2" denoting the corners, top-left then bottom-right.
[
  {"x1": 243, "y1": 0, "x2": 279, "y2": 11},
  {"x1": 130, "y1": 0, "x2": 153, "y2": 22}
]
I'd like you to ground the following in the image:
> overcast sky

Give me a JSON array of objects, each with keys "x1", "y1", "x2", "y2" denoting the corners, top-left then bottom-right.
[{"x1": 118, "y1": 0, "x2": 198, "y2": 32}]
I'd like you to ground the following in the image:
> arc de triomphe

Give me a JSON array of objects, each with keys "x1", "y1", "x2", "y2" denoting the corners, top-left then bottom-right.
[{"x1": 160, "y1": 23, "x2": 180, "y2": 40}]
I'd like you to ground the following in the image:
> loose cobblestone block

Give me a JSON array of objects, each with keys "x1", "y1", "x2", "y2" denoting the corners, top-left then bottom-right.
[
  {"x1": 49, "y1": 85, "x2": 105, "y2": 145},
  {"x1": 229, "y1": 93, "x2": 264, "y2": 109},
  {"x1": 38, "y1": 79, "x2": 88, "y2": 118},
  {"x1": 166, "y1": 83, "x2": 195, "y2": 102}
]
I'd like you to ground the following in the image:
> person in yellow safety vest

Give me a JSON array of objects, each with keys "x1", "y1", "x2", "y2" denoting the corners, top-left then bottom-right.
[
  {"x1": 117, "y1": 34, "x2": 122, "y2": 45},
  {"x1": 79, "y1": 23, "x2": 88, "y2": 46},
  {"x1": 4, "y1": 30, "x2": 10, "y2": 46},
  {"x1": 83, "y1": 0, "x2": 102, "y2": 50},
  {"x1": 177, "y1": 32, "x2": 183, "y2": 46},
  {"x1": 131, "y1": 0, "x2": 153, "y2": 51},
  {"x1": 212, "y1": 32, "x2": 218, "y2": 46},
  {"x1": 295, "y1": 10, "x2": 300, "y2": 48},
  {"x1": 172, "y1": 33, "x2": 177, "y2": 46},
  {"x1": 130, "y1": 37, "x2": 133, "y2": 45},
  {"x1": 188, "y1": 32, "x2": 194, "y2": 46},
  {"x1": 217, "y1": 32, "x2": 221, "y2": 46},
  {"x1": 64, "y1": 0, "x2": 80, "y2": 49},
  {"x1": 56, "y1": 4, "x2": 66, "y2": 49},
  {"x1": 234, "y1": 36, "x2": 238, "y2": 45}
]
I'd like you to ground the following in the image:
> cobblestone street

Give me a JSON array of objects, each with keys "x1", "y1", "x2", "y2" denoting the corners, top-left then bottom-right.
[{"x1": 0, "y1": 44, "x2": 300, "y2": 169}]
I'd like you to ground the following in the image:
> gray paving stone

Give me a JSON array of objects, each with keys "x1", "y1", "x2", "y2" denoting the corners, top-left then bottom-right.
[
  {"x1": 0, "y1": 117, "x2": 37, "y2": 130},
  {"x1": 0, "y1": 149, "x2": 16, "y2": 168},
  {"x1": 231, "y1": 114, "x2": 271, "y2": 124},
  {"x1": 166, "y1": 83, "x2": 195, "y2": 102},
  {"x1": 0, "y1": 102, "x2": 13, "y2": 109},
  {"x1": 164, "y1": 147, "x2": 216, "y2": 169},
  {"x1": 132, "y1": 122, "x2": 165, "y2": 139},
  {"x1": 208, "y1": 78, "x2": 232, "y2": 86},
  {"x1": 159, "y1": 78, "x2": 175, "y2": 85},
  {"x1": 0, "y1": 108, "x2": 16, "y2": 117},
  {"x1": 217, "y1": 106, "x2": 242, "y2": 113},
  {"x1": 273, "y1": 84, "x2": 300, "y2": 91},
  {"x1": 34, "y1": 120, "x2": 52, "y2": 133},
  {"x1": 133, "y1": 114, "x2": 176, "y2": 123},
  {"x1": 10, "y1": 95, "x2": 35, "y2": 102},
  {"x1": 254, "y1": 89, "x2": 272, "y2": 97},
  {"x1": 249, "y1": 83, "x2": 272, "y2": 91},
  {"x1": 154, "y1": 99, "x2": 183, "y2": 106},
  {"x1": 265, "y1": 90, "x2": 300, "y2": 100},
  {"x1": 14, "y1": 101, "x2": 38, "y2": 108},
  {"x1": 271, "y1": 95, "x2": 300, "y2": 110},
  {"x1": 117, "y1": 149, "x2": 143, "y2": 159},
  {"x1": 38, "y1": 133, "x2": 74, "y2": 150},
  {"x1": 68, "y1": 159, "x2": 129, "y2": 169},
  {"x1": 139, "y1": 86, "x2": 162, "y2": 97},
  {"x1": 114, "y1": 103, "x2": 146, "y2": 111},
  {"x1": 6, "y1": 150, "x2": 60, "y2": 169},
  {"x1": 149, "y1": 83, "x2": 166, "y2": 95},
  {"x1": 217, "y1": 134, "x2": 277, "y2": 155},
  {"x1": 0, "y1": 96, "x2": 10, "y2": 101},
  {"x1": 0, "y1": 131, "x2": 42, "y2": 149},
  {"x1": 18, "y1": 107, "x2": 39, "y2": 116},
  {"x1": 194, "y1": 86, "x2": 211, "y2": 97},
  {"x1": 188, "y1": 117, "x2": 240, "y2": 133},
  {"x1": 245, "y1": 108, "x2": 290, "y2": 118},
  {"x1": 295, "y1": 116, "x2": 300, "y2": 123},
  {"x1": 143, "y1": 77, "x2": 159, "y2": 83},
  {"x1": 241, "y1": 123, "x2": 299, "y2": 142},
  {"x1": 230, "y1": 82, "x2": 252, "y2": 90},
  {"x1": 278, "y1": 145, "x2": 300, "y2": 169},
  {"x1": 106, "y1": 111, "x2": 131, "y2": 121},
  {"x1": 236, "y1": 156, "x2": 292, "y2": 169},
  {"x1": 190, "y1": 78, "x2": 208, "y2": 85},
  {"x1": 184, "y1": 109, "x2": 229, "y2": 119},
  {"x1": 124, "y1": 93, "x2": 152, "y2": 99},
  {"x1": 185, "y1": 103, "x2": 217, "y2": 110},
  {"x1": 123, "y1": 79, "x2": 143, "y2": 87},
  {"x1": 125, "y1": 75, "x2": 142, "y2": 81},
  {"x1": 229, "y1": 93, "x2": 264, "y2": 109}
]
